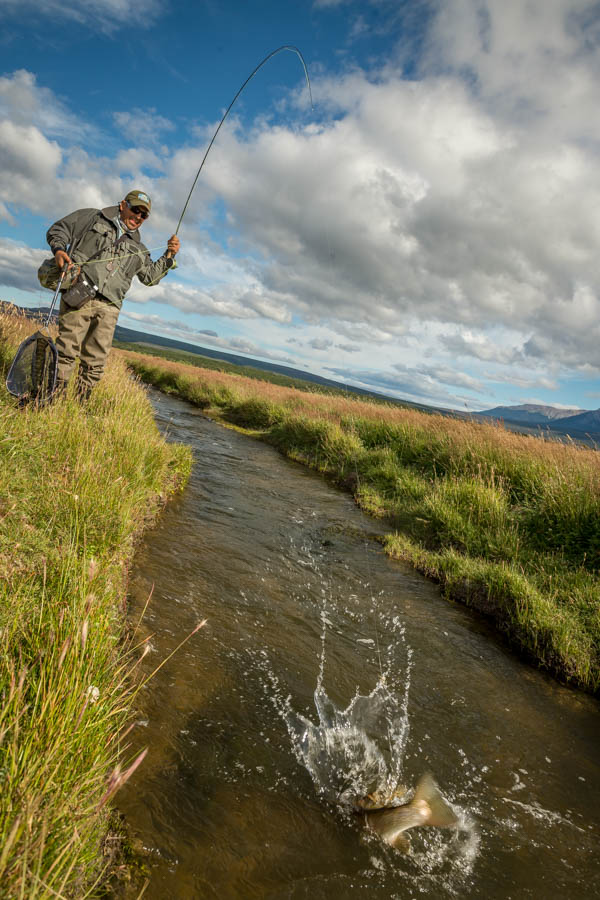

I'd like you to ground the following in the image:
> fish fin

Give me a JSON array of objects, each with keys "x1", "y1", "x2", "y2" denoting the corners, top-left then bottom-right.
[
  {"x1": 355, "y1": 792, "x2": 381, "y2": 811},
  {"x1": 413, "y1": 773, "x2": 458, "y2": 828},
  {"x1": 390, "y1": 833, "x2": 411, "y2": 853}
]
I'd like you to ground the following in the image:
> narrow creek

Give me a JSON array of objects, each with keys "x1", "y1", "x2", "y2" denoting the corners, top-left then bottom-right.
[{"x1": 118, "y1": 389, "x2": 600, "y2": 899}]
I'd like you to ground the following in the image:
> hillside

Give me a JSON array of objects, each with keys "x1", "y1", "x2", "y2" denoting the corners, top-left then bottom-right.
[{"x1": 547, "y1": 408, "x2": 600, "y2": 433}]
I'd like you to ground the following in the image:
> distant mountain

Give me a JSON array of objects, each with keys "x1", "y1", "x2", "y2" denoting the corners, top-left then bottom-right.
[
  {"x1": 478, "y1": 403, "x2": 589, "y2": 426},
  {"x1": 547, "y1": 409, "x2": 600, "y2": 433}
]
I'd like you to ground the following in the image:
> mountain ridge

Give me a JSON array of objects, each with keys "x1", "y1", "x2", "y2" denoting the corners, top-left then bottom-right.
[{"x1": 478, "y1": 403, "x2": 600, "y2": 435}]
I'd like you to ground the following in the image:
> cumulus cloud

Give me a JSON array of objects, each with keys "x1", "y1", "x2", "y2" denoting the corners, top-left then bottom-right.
[
  {"x1": 424, "y1": 0, "x2": 600, "y2": 139},
  {"x1": 0, "y1": 69, "x2": 93, "y2": 141},
  {"x1": 175, "y1": 56, "x2": 600, "y2": 380},
  {"x1": 0, "y1": 238, "x2": 47, "y2": 290},
  {"x1": 0, "y1": 123, "x2": 63, "y2": 224},
  {"x1": 6, "y1": 32, "x2": 597, "y2": 343}
]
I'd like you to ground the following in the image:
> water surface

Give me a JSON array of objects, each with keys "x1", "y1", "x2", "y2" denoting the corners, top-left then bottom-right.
[{"x1": 119, "y1": 390, "x2": 600, "y2": 899}]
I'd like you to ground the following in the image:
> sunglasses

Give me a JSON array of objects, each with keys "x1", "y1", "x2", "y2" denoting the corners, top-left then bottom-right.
[{"x1": 126, "y1": 201, "x2": 149, "y2": 220}]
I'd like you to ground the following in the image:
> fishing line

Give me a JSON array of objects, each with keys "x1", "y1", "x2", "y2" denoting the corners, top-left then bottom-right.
[
  {"x1": 349, "y1": 436, "x2": 398, "y2": 769},
  {"x1": 174, "y1": 44, "x2": 313, "y2": 235}
]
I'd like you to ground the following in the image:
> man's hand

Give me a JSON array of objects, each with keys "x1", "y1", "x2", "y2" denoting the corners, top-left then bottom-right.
[
  {"x1": 166, "y1": 235, "x2": 180, "y2": 259},
  {"x1": 54, "y1": 250, "x2": 72, "y2": 271}
]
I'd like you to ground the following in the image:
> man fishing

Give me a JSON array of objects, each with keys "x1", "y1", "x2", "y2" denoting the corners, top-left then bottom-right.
[{"x1": 46, "y1": 189, "x2": 180, "y2": 400}]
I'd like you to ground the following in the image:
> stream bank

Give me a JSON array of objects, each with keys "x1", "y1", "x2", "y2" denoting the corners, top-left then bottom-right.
[{"x1": 0, "y1": 314, "x2": 191, "y2": 899}]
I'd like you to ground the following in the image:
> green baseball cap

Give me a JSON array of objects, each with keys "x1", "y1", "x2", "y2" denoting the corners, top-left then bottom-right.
[{"x1": 124, "y1": 189, "x2": 152, "y2": 211}]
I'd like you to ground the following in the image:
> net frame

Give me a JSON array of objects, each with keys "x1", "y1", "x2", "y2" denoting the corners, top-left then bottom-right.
[
  {"x1": 5, "y1": 260, "x2": 66, "y2": 405},
  {"x1": 6, "y1": 330, "x2": 59, "y2": 404}
]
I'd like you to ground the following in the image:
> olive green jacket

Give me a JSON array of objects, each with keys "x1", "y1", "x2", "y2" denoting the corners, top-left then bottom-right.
[{"x1": 46, "y1": 206, "x2": 176, "y2": 309}]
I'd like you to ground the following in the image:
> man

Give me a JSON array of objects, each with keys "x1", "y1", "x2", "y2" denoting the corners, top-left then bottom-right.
[{"x1": 46, "y1": 189, "x2": 180, "y2": 399}]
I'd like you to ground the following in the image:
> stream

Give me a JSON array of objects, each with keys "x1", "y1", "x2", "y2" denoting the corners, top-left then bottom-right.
[{"x1": 118, "y1": 389, "x2": 600, "y2": 899}]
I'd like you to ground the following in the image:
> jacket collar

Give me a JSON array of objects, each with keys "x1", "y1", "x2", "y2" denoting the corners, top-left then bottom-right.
[{"x1": 100, "y1": 205, "x2": 142, "y2": 243}]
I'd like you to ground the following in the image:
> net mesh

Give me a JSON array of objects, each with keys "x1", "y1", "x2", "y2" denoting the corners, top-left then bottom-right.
[{"x1": 6, "y1": 331, "x2": 58, "y2": 403}]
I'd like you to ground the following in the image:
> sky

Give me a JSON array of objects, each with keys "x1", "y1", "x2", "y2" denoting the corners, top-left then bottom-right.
[{"x1": 1, "y1": 0, "x2": 600, "y2": 413}]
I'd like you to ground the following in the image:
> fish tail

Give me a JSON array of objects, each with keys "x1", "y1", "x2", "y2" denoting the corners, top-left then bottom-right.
[{"x1": 413, "y1": 772, "x2": 458, "y2": 828}]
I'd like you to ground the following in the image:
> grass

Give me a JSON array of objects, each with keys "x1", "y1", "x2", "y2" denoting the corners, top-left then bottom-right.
[
  {"x1": 0, "y1": 309, "x2": 192, "y2": 898},
  {"x1": 121, "y1": 348, "x2": 600, "y2": 693}
]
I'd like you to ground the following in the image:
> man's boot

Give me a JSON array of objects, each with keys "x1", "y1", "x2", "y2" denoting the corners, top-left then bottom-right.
[{"x1": 75, "y1": 380, "x2": 93, "y2": 403}]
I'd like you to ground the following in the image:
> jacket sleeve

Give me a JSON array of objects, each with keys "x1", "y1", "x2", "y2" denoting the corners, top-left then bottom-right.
[
  {"x1": 46, "y1": 208, "x2": 99, "y2": 255},
  {"x1": 136, "y1": 252, "x2": 178, "y2": 287}
]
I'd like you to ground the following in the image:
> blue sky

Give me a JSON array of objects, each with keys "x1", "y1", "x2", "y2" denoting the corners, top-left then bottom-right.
[{"x1": 1, "y1": 0, "x2": 599, "y2": 412}]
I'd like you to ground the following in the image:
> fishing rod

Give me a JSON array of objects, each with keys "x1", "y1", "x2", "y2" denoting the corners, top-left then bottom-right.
[
  {"x1": 39, "y1": 47, "x2": 312, "y2": 276},
  {"x1": 175, "y1": 44, "x2": 313, "y2": 236}
]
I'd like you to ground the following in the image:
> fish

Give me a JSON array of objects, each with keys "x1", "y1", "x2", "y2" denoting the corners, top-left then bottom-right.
[{"x1": 357, "y1": 772, "x2": 458, "y2": 851}]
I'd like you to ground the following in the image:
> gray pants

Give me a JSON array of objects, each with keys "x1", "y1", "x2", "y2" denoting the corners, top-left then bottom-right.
[{"x1": 56, "y1": 296, "x2": 120, "y2": 393}]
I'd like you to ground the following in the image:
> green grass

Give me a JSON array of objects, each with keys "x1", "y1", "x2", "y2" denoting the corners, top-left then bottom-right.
[
  {"x1": 0, "y1": 312, "x2": 192, "y2": 898},
  {"x1": 122, "y1": 349, "x2": 600, "y2": 694}
]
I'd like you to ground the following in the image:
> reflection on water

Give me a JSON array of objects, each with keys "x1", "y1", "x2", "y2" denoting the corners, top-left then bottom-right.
[{"x1": 118, "y1": 390, "x2": 600, "y2": 899}]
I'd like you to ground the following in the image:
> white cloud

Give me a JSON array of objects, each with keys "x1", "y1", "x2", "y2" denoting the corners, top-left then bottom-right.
[
  {"x1": 424, "y1": 0, "x2": 600, "y2": 140},
  {"x1": 113, "y1": 108, "x2": 175, "y2": 148},
  {"x1": 0, "y1": 123, "x2": 61, "y2": 224},
  {"x1": 0, "y1": 69, "x2": 92, "y2": 140},
  {"x1": 0, "y1": 0, "x2": 162, "y2": 33},
  {"x1": 324, "y1": 362, "x2": 475, "y2": 409},
  {"x1": 440, "y1": 331, "x2": 524, "y2": 365},
  {"x1": 391, "y1": 362, "x2": 485, "y2": 394},
  {"x1": 0, "y1": 239, "x2": 49, "y2": 291}
]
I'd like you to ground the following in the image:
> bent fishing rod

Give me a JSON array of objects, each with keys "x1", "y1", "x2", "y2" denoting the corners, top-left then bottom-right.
[
  {"x1": 52, "y1": 47, "x2": 312, "y2": 276},
  {"x1": 175, "y1": 44, "x2": 313, "y2": 236}
]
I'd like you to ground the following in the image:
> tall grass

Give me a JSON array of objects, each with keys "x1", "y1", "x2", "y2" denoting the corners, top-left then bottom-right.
[
  {"x1": 122, "y1": 349, "x2": 600, "y2": 693},
  {"x1": 0, "y1": 311, "x2": 191, "y2": 897}
]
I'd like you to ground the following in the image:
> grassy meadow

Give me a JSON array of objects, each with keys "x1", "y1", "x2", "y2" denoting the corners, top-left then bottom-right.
[
  {"x1": 0, "y1": 310, "x2": 191, "y2": 898},
  {"x1": 121, "y1": 348, "x2": 600, "y2": 694}
]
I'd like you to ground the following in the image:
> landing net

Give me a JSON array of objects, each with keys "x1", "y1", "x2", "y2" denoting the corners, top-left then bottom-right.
[{"x1": 6, "y1": 330, "x2": 58, "y2": 404}]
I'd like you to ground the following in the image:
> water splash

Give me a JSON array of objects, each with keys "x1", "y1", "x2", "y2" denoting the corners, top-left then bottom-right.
[
  {"x1": 257, "y1": 598, "x2": 480, "y2": 886},
  {"x1": 267, "y1": 601, "x2": 413, "y2": 810}
]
